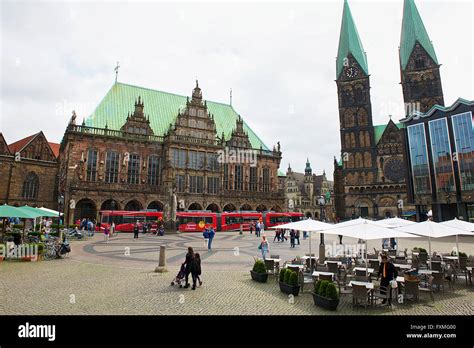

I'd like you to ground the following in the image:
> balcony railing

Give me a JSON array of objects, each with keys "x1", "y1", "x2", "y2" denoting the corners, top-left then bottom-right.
[{"x1": 67, "y1": 125, "x2": 164, "y2": 143}]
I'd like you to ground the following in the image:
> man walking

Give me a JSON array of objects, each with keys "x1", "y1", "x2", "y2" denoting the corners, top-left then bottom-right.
[
  {"x1": 377, "y1": 255, "x2": 398, "y2": 305},
  {"x1": 133, "y1": 221, "x2": 139, "y2": 240},
  {"x1": 208, "y1": 226, "x2": 215, "y2": 250}
]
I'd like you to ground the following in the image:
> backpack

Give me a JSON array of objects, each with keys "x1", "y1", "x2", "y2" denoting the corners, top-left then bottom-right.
[{"x1": 203, "y1": 230, "x2": 209, "y2": 239}]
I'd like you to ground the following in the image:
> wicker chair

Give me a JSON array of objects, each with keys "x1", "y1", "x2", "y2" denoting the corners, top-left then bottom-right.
[
  {"x1": 431, "y1": 261, "x2": 442, "y2": 273},
  {"x1": 430, "y1": 272, "x2": 446, "y2": 292},
  {"x1": 403, "y1": 279, "x2": 420, "y2": 302},
  {"x1": 319, "y1": 274, "x2": 333, "y2": 282},
  {"x1": 264, "y1": 259, "x2": 275, "y2": 276},
  {"x1": 373, "y1": 284, "x2": 392, "y2": 306},
  {"x1": 352, "y1": 284, "x2": 371, "y2": 308},
  {"x1": 369, "y1": 260, "x2": 380, "y2": 270},
  {"x1": 326, "y1": 261, "x2": 339, "y2": 275}
]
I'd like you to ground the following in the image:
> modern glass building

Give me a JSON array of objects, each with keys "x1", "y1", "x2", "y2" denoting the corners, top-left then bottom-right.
[{"x1": 401, "y1": 98, "x2": 474, "y2": 222}]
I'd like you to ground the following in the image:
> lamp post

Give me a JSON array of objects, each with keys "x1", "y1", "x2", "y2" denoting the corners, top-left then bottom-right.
[
  {"x1": 58, "y1": 194, "x2": 64, "y2": 241},
  {"x1": 318, "y1": 196, "x2": 326, "y2": 244}
]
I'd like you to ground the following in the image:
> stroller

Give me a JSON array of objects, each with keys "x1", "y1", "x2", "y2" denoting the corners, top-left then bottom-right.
[{"x1": 170, "y1": 263, "x2": 186, "y2": 288}]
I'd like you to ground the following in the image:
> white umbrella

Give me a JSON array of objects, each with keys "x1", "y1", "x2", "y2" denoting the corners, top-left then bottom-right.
[
  {"x1": 270, "y1": 219, "x2": 333, "y2": 270},
  {"x1": 322, "y1": 220, "x2": 419, "y2": 275},
  {"x1": 396, "y1": 220, "x2": 474, "y2": 268},
  {"x1": 440, "y1": 218, "x2": 474, "y2": 264},
  {"x1": 39, "y1": 207, "x2": 63, "y2": 216},
  {"x1": 376, "y1": 217, "x2": 416, "y2": 228},
  {"x1": 323, "y1": 217, "x2": 387, "y2": 229}
]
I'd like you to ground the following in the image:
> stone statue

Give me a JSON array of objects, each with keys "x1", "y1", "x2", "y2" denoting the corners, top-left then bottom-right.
[{"x1": 170, "y1": 186, "x2": 177, "y2": 222}]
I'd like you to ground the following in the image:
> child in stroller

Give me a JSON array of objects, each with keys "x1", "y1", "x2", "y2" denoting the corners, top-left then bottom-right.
[{"x1": 170, "y1": 263, "x2": 186, "y2": 288}]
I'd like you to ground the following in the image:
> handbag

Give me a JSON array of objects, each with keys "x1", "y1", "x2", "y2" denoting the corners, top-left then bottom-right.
[
  {"x1": 389, "y1": 279, "x2": 398, "y2": 288},
  {"x1": 258, "y1": 243, "x2": 262, "y2": 250}
]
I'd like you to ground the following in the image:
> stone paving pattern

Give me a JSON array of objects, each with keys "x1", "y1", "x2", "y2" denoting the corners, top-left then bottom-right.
[{"x1": 1, "y1": 231, "x2": 473, "y2": 315}]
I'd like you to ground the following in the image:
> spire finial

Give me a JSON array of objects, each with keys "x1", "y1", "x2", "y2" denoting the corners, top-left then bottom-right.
[{"x1": 114, "y1": 61, "x2": 120, "y2": 83}]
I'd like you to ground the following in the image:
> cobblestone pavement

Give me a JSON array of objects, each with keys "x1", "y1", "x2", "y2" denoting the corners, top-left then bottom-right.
[{"x1": 1, "y1": 231, "x2": 473, "y2": 315}]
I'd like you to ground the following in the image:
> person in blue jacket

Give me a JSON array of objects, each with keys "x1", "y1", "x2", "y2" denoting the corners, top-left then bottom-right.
[{"x1": 208, "y1": 227, "x2": 215, "y2": 250}]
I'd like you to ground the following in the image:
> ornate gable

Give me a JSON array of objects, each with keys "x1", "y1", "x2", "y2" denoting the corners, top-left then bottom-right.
[
  {"x1": 168, "y1": 81, "x2": 217, "y2": 140},
  {"x1": 377, "y1": 120, "x2": 402, "y2": 155},
  {"x1": 120, "y1": 96, "x2": 154, "y2": 135},
  {"x1": 226, "y1": 115, "x2": 252, "y2": 149},
  {"x1": 0, "y1": 133, "x2": 11, "y2": 155}
]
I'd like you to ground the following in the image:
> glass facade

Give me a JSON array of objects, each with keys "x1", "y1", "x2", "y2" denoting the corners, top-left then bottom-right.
[
  {"x1": 407, "y1": 124, "x2": 431, "y2": 194},
  {"x1": 234, "y1": 165, "x2": 243, "y2": 191},
  {"x1": 172, "y1": 149, "x2": 186, "y2": 168},
  {"x1": 428, "y1": 118, "x2": 455, "y2": 193},
  {"x1": 452, "y1": 112, "x2": 474, "y2": 191}
]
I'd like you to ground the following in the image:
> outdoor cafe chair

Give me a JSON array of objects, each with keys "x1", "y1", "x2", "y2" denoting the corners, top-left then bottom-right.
[
  {"x1": 264, "y1": 259, "x2": 276, "y2": 277},
  {"x1": 430, "y1": 272, "x2": 447, "y2": 292},
  {"x1": 301, "y1": 272, "x2": 315, "y2": 293},
  {"x1": 368, "y1": 260, "x2": 380, "y2": 271},
  {"x1": 326, "y1": 262, "x2": 339, "y2": 275},
  {"x1": 387, "y1": 250, "x2": 397, "y2": 257},
  {"x1": 373, "y1": 284, "x2": 392, "y2": 306},
  {"x1": 270, "y1": 254, "x2": 280, "y2": 259},
  {"x1": 431, "y1": 261, "x2": 442, "y2": 273},
  {"x1": 318, "y1": 273, "x2": 333, "y2": 282},
  {"x1": 352, "y1": 284, "x2": 371, "y2": 308},
  {"x1": 355, "y1": 275, "x2": 370, "y2": 282},
  {"x1": 403, "y1": 279, "x2": 421, "y2": 302}
]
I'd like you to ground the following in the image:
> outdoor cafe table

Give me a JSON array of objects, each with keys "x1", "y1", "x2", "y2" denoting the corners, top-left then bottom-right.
[
  {"x1": 265, "y1": 258, "x2": 281, "y2": 264},
  {"x1": 368, "y1": 258, "x2": 379, "y2": 262},
  {"x1": 301, "y1": 256, "x2": 317, "y2": 260},
  {"x1": 418, "y1": 269, "x2": 439, "y2": 275},
  {"x1": 312, "y1": 271, "x2": 335, "y2": 280},
  {"x1": 284, "y1": 264, "x2": 305, "y2": 269},
  {"x1": 442, "y1": 256, "x2": 459, "y2": 261},
  {"x1": 354, "y1": 267, "x2": 374, "y2": 274},
  {"x1": 325, "y1": 261, "x2": 342, "y2": 266},
  {"x1": 394, "y1": 264, "x2": 411, "y2": 270}
]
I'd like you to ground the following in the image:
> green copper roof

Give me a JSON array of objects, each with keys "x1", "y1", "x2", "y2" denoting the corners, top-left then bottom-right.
[
  {"x1": 374, "y1": 122, "x2": 401, "y2": 144},
  {"x1": 278, "y1": 169, "x2": 285, "y2": 177},
  {"x1": 336, "y1": 0, "x2": 369, "y2": 78},
  {"x1": 400, "y1": 0, "x2": 438, "y2": 70},
  {"x1": 85, "y1": 82, "x2": 269, "y2": 150}
]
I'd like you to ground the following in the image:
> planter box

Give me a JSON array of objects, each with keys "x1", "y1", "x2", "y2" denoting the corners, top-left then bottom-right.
[
  {"x1": 279, "y1": 281, "x2": 300, "y2": 296},
  {"x1": 250, "y1": 270, "x2": 268, "y2": 283},
  {"x1": 312, "y1": 292, "x2": 339, "y2": 311}
]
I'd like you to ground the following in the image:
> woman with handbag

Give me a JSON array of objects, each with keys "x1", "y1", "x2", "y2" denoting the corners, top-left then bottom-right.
[{"x1": 259, "y1": 236, "x2": 269, "y2": 260}]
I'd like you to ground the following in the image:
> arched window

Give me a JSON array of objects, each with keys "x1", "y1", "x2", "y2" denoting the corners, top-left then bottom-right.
[{"x1": 22, "y1": 172, "x2": 39, "y2": 199}]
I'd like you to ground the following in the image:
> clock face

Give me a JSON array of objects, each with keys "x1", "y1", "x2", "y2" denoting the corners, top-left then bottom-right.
[{"x1": 345, "y1": 66, "x2": 358, "y2": 78}]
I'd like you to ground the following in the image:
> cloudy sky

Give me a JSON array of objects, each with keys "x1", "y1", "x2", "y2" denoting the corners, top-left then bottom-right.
[{"x1": 1, "y1": 0, "x2": 472, "y2": 179}]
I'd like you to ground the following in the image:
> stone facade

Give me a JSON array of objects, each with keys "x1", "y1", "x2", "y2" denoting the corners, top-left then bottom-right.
[
  {"x1": 0, "y1": 132, "x2": 59, "y2": 209},
  {"x1": 59, "y1": 82, "x2": 284, "y2": 223},
  {"x1": 285, "y1": 160, "x2": 335, "y2": 221}
]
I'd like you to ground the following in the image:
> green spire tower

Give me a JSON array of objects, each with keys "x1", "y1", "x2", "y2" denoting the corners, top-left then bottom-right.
[{"x1": 400, "y1": 0, "x2": 444, "y2": 114}]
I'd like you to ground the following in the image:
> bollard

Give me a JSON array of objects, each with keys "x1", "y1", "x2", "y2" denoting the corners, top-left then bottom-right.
[{"x1": 155, "y1": 245, "x2": 168, "y2": 273}]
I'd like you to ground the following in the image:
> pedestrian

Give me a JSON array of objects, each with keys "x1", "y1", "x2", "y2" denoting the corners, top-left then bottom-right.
[
  {"x1": 377, "y1": 255, "x2": 398, "y2": 305},
  {"x1": 281, "y1": 229, "x2": 287, "y2": 242},
  {"x1": 207, "y1": 226, "x2": 215, "y2": 250},
  {"x1": 273, "y1": 229, "x2": 280, "y2": 242},
  {"x1": 256, "y1": 221, "x2": 261, "y2": 237},
  {"x1": 203, "y1": 227, "x2": 209, "y2": 248},
  {"x1": 190, "y1": 252, "x2": 202, "y2": 290},
  {"x1": 111, "y1": 222, "x2": 116, "y2": 237},
  {"x1": 104, "y1": 225, "x2": 110, "y2": 243},
  {"x1": 303, "y1": 231, "x2": 307, "y2": 240},
  {"x1": 290, "y1": 229, "x2": 296, "y2": 248},
  {"x1": 184, "y1": 247, "x2": 194, "y2": 289},
  {"x1": 249, "y1": 222, "x2": 254, "y2": 235},
  {"x1": 259, "y1": 235, "x2": 269, "y2": 260},
  {"x1": 296, "y1": 230, "x2": 300, "y2": 245},
  {"x1": 339, "y1": 235, "x2": 343, "y2": 245},
  {"x1": 390, "y1": 238, "x2": 397, "y2": 250},
  {"x1": 133, "y1": 221, "x2": 139, "y2": 240}
]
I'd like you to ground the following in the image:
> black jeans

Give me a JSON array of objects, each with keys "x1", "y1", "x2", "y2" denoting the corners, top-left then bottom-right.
[{"x1": 185, "y1": 269, "x2": 191, "y2": 286}]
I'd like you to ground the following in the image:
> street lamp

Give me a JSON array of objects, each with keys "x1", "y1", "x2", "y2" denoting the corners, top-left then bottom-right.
[
  {"x1": 58, "y1": 194, "x2": 64, "y2": 241},
  {"x1": 318, "y1": 196, "x2": 326, "y2": 245}
]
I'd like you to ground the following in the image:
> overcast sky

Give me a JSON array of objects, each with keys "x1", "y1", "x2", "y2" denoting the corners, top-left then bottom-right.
[{"x1": 1, "y1": 0, "x2": 472, "y2": 179}]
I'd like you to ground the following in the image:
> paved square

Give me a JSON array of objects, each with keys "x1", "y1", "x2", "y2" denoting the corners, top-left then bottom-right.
[{"x1": 1, "y1": 231, "x2": 473, "y2": 315}]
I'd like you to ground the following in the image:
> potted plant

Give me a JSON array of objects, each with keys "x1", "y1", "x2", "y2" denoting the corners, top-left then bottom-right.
[
  {"x1": 250, "y1": 259, "x2": 268, "y2": 283},
  {"x1": 312, "y1": 280, "x2": 340, "y2": 310},
  {"x1": 278, "y1": 269, "x2": 301, "y2": 296}
]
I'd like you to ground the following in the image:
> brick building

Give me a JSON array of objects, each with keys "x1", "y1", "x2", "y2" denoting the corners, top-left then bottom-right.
[
  {"x1": 59, "y1": 81, "x2": 284, "y2": 224},
  {"x1": 0, "y1": 132, "x2": 59, "y2": 209}
]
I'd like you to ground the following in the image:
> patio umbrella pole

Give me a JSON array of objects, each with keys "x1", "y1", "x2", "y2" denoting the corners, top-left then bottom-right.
[
  {"x1": 456, "y1": 234, "x2": 460, "y2": 267},
  {"x1": 309, "y1": 231, "x2": 312, "y2": 272},
  {"x1": 365, "y1": 239, "x2": 368, "y2": 277},
  {"x1": 428, "y1": 237, "x2": 432, "y2": 270}
]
